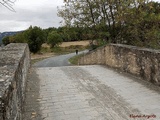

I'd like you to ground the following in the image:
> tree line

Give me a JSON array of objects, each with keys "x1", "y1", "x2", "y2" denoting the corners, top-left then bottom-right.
[
  {"x1": 58, "y1": 0, "x2": 160, "y2": 49},
  {"x1": 3, "y1": 0, "x2": 160, "y2": 53},
  {"x1": 2, "y1": 26, "x2": 96, "y2": 53}
]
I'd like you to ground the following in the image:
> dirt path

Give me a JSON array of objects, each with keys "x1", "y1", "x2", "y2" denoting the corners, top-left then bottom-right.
[{"x1": 31, "y1": 53, "x2": 56, "y2": 60}]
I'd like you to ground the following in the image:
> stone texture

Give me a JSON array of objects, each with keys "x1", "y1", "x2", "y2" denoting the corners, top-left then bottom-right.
[
  {"x1": 79, "y1": 44, "x2": 160, "y2": 86},
  {"x1": 23, "y1": 65, "x2": 160, "y2": 120},
  {"x1": 0, "y1": 43, "x2": 30, "y2": 120}
]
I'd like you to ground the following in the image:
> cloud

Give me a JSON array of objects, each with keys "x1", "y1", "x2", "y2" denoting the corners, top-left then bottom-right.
[{"x1": 0, "y1": 0, "x2": 64, "y2": 32}]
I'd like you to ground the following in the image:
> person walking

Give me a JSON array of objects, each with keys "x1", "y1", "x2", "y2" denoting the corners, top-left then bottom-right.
[{"x1": 76, "y1": 49, "x2": 78, "y2": 55}]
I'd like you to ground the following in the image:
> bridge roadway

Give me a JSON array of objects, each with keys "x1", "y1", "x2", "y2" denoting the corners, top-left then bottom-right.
[{"x1": 23, "y1": 54, "x2": 160, "y2": 120}]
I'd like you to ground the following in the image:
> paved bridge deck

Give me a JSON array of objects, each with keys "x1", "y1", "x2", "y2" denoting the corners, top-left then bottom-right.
[{"x1": 23, "y1": 65, "x2": 160, "y2": 120}]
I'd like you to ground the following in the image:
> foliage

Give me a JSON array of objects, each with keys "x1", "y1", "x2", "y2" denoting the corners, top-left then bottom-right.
[
  {"x1": 118, "y1": 1, "x2": 160, "y2": 48},
  {"x1": 58, "y1": 0, "x2": 160, "y2": 49},
  {"x1": 3, "y1": 0, "x2": 160, "y2": 52},
  {"x1": 24, "y1": 26, "x2": 45, "y2": 53},
  {"x1": 2, "y1": 26, "x2": 45, "y2": 53},
  {"x1": 47, "y1": 31, "x2": 63, "y2": 48},
  {"x1": 57, "y1": 0, "x2": 125, "y2": 41},
  {"x1": 2, "y1": 26, "x2": 92, "y2": 53},
  {"x1": 69, "y1": 54, "x2": 83, "y2": 65},
  {"x1": 43, "y1": 27, "x2": 58, "y2": 42},
  {"x1": 2, "y1": 0, "x2": 160, "y2": 53},
  {"x1": 2, "y1": 36, "x2": 10, "y2": 45}
]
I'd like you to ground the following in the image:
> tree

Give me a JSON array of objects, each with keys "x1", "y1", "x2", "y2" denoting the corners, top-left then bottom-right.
[
  {"x1": 13, "y1": 32, "x2": 28, "y2": 43},
  {"x1": 118, "y1": 1, "x2": 160, "y2": 48},
  {"x1": 58, "y1": 0, "x2": 160, "y2": 49},
  {"x1": 0, "y1": 0, "x2": 16, "y2": 12},
  {"x1": 2, "y1": 36, "x2": 10, "y2": 45},
  {"x1": 47, "y1": 31, "x2": 63, "y2": 48},
  {"x1": 2, "y1": 26, "x2": 45, "y2": 53},
  {"x1": 43, "y1": 27, "x2": 57, "y2": 42},
  {"x1": 25, "y1": 26, "x2": 45, "y2": 53},
  {"x1": 57, "y1": 0, "x2": 119, "y2": 41}
]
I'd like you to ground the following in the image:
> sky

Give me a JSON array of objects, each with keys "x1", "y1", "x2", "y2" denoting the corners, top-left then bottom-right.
[
  {"x1": 0, "y1": 0, "x2": 160, "y2": 32},
  {"x1": 0, "y1": 0, "x2": 64, "y2": 32}
]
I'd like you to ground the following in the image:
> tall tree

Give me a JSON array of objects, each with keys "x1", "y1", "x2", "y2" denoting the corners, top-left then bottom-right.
[
  {"x1": 47, "y1": 31, "x2": 63, "y2": 48},
  {"x1": 25, "y1": 26, "x2": 45, "y2": 53},
  {"x1": 58, "y1": 0, "x2": 157, "y2": 45}
]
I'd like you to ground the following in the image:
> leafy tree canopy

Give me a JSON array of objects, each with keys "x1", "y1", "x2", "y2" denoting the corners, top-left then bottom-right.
[
  {"x1": 58, "y1": 0, "x2": 160, "y2": 49},
  {"x1": 25, "y1": 26, "x2": 45, "y2": 53},
  {"x1": 47, "y1": 31, "x2": 63, "y2": 48}
]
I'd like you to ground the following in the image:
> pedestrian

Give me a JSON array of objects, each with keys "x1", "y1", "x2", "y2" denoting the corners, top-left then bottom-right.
[{"x1": 76, "y1": 49, "x2": 78, "y2": 55}]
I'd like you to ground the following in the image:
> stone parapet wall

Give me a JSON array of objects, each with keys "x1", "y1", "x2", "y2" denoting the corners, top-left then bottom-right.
[
  {"x1": 79, "y1": 44, "x2": 160, "y2": 86},
  {"x1": 80, "y1": 46, "x2": 106, "y2": 65},
  {"x1": 0, "y1": 43, "x2": 30, "y2": 120}
]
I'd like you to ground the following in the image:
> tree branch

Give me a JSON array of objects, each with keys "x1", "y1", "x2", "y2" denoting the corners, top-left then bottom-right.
[{"x1": 0, "y1": 0, "x2": 16, "y2": 12}]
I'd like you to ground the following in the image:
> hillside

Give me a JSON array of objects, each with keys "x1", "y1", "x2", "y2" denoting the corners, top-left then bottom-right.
[{"x1": 0, "y1": 31, "x2": 22, "y2": 44}]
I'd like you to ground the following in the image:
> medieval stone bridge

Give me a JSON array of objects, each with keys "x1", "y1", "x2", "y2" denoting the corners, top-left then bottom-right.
[{"x1": 0, "y1": 43, "x2": 160, "y2": 120}]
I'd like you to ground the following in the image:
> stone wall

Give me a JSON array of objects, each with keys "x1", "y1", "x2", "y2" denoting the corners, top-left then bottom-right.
[
  {"x1": 0, "y1": 43, "x2": 30, "y2": 120},
  {"x1": 79, "y1": 44, "x2": 160, "y2": 86}
]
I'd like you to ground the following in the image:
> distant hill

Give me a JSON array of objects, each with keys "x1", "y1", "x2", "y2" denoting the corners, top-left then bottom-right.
[{"x1": 0, "y1": 31, "x2": 22, "y2": 44}]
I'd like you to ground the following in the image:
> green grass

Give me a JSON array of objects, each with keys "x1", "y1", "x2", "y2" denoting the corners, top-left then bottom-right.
[
  {"x1": 31, "y1": 45, "x2": 88, "y2": 65},
  {"x1": 31, "y1": 58, "x2": 45, "y2": 65},
  {"x1": 40, "y1": 47, "x2": 52, "y2": 53},
  {"x1": 69, "y1": 54, "x2": 83, "y2": 65},
  {"x1": 50, "y1": 45, "x2": 88, "y2": 55}
]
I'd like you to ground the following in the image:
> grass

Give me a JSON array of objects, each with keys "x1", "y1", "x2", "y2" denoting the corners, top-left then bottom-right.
[
  {"x1": 31, "y1": 43, "x2": 89, "y2": 65},
  {"x1": 69, "y1": 54, "x2": 83, "y2": 65},
  {"x1": 31, "y1": 58, "x2": 46, "y2": 65},
  {"x1": 51, "y1": 45, "x2": 88, "y2": 55},
  {"x1": 40, "y1": 45, "x2": 88, "y2": 55}
]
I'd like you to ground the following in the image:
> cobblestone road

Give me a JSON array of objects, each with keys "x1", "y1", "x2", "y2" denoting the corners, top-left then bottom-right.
[{"x1": 23, "y1": 65, "x2": 160, "y2": 120}]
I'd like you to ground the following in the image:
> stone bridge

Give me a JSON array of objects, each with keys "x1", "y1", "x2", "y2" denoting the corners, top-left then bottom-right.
[
  {"x1": 0, "y1": 43, "x2": 160, "y2": 120},
  {"x1": 0, "y1": 44, "x2": 30, "y2": 120}
]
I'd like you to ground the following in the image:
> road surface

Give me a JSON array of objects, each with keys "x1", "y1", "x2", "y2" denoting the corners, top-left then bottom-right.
[
  {"x1": 23, "y1": 53, "x2": 160, "y2": 120},
  {"x1": 33, "y1": 50, "x2": 88, "y2": 67}
]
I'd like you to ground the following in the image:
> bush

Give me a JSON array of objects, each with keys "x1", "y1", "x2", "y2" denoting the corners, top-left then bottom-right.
[
  {"x1": 25, "y1": 26, "x2": 45, "y2": 53},
  {"x1": 47, "y1": 31, "x2": 63, "y2": 48}
]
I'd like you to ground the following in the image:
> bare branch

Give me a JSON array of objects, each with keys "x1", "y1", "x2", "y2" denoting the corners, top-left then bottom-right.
[{"x1": 0, "y1": 0, "x2": 16, "y2": 12}]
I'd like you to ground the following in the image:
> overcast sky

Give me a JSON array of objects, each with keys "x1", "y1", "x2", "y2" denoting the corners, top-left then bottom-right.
[
  {"x1": 0, "y1": 0, "x2": 160, "y2": 32},
  {"x1": 0, "y1": 0, "x2": 64, "y2": 32}
]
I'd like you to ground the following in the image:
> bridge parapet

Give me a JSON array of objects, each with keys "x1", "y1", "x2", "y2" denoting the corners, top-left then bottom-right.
[
  {"x1": 0, "y1": 43, "x2": 30, "y2": 120},
  {"x1": 79, "y1": 44, "x2": 160, "y2": 86}
]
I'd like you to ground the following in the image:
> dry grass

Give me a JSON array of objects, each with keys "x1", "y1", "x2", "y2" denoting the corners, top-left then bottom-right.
[
  {"x1": 31, "y1": 52, "x2": 55, "y2": 60},
  {"x1": 59, "y1": 40, "x2": 90, "y2": 47},
  {"x1": 31, "y1": 40, "x2": 90, "y2": 63},
  {"x1": 41, "y1": 43, "x2": 50, "y2": 48}
]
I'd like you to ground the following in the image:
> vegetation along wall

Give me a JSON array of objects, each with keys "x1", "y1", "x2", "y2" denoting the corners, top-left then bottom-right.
[
  {"x1": 79, "y1": 44, "x2": 160, "y2": 86},
  {"x1": 0, "y1": 43, "x2": 30, "y2": 120}
]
